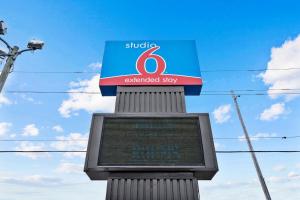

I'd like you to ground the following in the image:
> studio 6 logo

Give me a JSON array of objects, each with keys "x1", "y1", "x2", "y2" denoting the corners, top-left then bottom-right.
[
  {"x1": 136, "y1": 46, "x2": 166, "y2": 76},
  {"x1": 100, "y1": 46, "x2": 202, "y2": 87}
]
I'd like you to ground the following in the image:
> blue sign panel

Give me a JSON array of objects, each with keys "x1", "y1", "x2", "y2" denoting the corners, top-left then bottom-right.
[{"x1": 100, "y1": 40, "x2": 202, "y2": 96}]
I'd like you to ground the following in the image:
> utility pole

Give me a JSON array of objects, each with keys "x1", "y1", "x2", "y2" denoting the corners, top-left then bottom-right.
[
  {"x1": 0, "y1": 20, "x2": 44, "y2": 93},
  {"x1": 0, "y1": 46, "x2": 19, "y2": 92},
  {"x1": 231, "y1": 91, "x2": 272, "y2": 200}
]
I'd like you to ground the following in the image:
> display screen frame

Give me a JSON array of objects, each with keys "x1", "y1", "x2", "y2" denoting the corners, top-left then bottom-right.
[
  {"x1": 98, "y1": 116, "x2": 205, "y2": 166},
  {"x1": 84, "y1": 113, "x2": 218, "y2": 180}
]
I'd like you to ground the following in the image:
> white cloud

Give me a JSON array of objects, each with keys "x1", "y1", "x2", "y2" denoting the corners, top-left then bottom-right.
[
  {"x1": 214, "y1": 142, "x2": 220, "y2": 149},
  {"x1": 20, "y1": 94, "x2": 34, "y2": 102},
  {"x1": 259, "y1": 34, "x2": 300, "y2": 101},
  {"x1": 0, "y1": 122, "x2": 12, "y2": 137},
  {"x1": 267, "y1": 176, "x2": 285, "y2": 183},
  {"x1": 213, "y1": 142, "x2": 225, "y2": 150},
  {"x1": 273, "y1": 164, "x2": 287, "y2": 172},
  {"x1": 51, "y1": 133, "x2": 88, "y2": 158},
  {"x1": 19, "y1": 94, "x2": 42, "y2": 104},
  {"x1": 15, "y1": 141, "x2": 48, "y2": 159},
  {"x1": 0, "y1": 93, "x2": 11, "y2": 106},
  {"x1": 267, "y1": 173, "x2": 300, "y2": 183},
  {"x1": 259, "y1": 103, "x2": 286, "y2": 121},
  {"x1": 22, "y1": 124, "x2": 39, "y2": 136},
  {"x1": 52, "y1": 125, "x2": 63, "y2": 133},
  {"x1": 201, "y1": 179, "x2": 258, "y2": 190},
  {"x1": 0, "y1": 175, "x2": 62, "y2": 187},
  {"x1": 56, "y1": 162, "x2": 83, "y2": 174},
  {"x1": 58, "y1": 75, "x2": 115, "y2": 118},
  {"x1": 239, "y1": 132, "x2": 277, "y2": 141},
  {"x1": 213, "y1": 104, "x2": 231, "y2": 124},
  {"x1": 200, "y1": 175, "x2": 300, "y2": 199},
  {"x1": 88, "y1": 62, "x2": 102, "y2": 70},
  {"x1": 288, "y1": 172, "x2": 300, "y2": 179}
]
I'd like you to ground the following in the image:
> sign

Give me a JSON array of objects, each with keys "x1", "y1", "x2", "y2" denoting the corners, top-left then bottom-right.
[
  {"x1": 84, "y1": 113, "x2": 218, "y2": 180},
  {"x1": 99, "y1": 40, "x2": 202, "y2": 96},
  {"x1": 98, "y1": 117, "x2": 205, "y2": 166}
]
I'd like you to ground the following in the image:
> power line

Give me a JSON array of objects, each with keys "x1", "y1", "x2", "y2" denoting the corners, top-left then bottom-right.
[
  {"x1": 202, "y1": 88, "x2": 300, "y2": 92},
  {"x1": 0, "y1": 150, "x2": 299, "y2": 153},
  {"x1": 0, "y1": 139, "x2": 88, "y2": 142},
  {"x1": 4, "y1": 90, "x2": 300, "y2": 96},
  {"x1": 216, "y1": 150, "x2": 300, "y2": 153},
  {"x1": 0, "y1": 150, "x2": 86, "y2": 153},
  {"x1": 201, "y1": 67, "x2": 300, "y2": 72},
  {"x1": 6, "y1": 90, "x2": 100, "y2": 94},
  {"x1": 5, "y1": 88, "x2": 300, "y2": 94},
  {"x1": 214, "y1": 135, "x2": 300, "y2": 140},
  {"x1": 10, "y1": 67, "x2": 300, "y2": 74},
  {"x1": 12, "y1": 71, "x2": 96, "y2": 74},
  {"x1": 0, "y1": 135, "x2": 299, "y2": 142}
]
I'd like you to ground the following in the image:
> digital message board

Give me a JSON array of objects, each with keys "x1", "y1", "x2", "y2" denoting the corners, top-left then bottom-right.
[
  {"x1": 98, "y1": 117, "x2": 204, "y2": 166},
  {"x1": 84, "y1": 113, "x2": 218, "y2": 180},
  {"x1": 99, "y1": 40, "x2": 203, "y2": 96}
]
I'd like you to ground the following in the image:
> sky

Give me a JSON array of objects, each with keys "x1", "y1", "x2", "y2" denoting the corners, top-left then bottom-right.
[{"x1": 1, "y1": 0, "x2": 300, "y2": 199}]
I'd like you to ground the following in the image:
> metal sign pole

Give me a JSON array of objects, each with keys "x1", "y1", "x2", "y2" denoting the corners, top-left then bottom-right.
[{"x1": 105, "y1": 86, "x2": 200, "y2": 200}]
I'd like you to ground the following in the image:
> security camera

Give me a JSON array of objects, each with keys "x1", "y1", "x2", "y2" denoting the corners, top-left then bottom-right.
[
  {"x1": 27, "y1": 39, "x2": 44, "y2": 50},
  {"x1": 0, "y1": 21, "x2": 7, "y2": 35}
]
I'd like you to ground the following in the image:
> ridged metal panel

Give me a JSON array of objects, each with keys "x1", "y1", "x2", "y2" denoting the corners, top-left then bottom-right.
[
  {"x1": 115, "y1": 86, "x2": 186, "y2": 113},
  {"x1": 106, "y1": 178, "x2": 199, "y2": 200}
]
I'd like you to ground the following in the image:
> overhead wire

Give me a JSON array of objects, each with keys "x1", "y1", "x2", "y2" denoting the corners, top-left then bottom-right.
[
  {"x1": 9, "y1": 67, "x2": 300, "y2": 74},
  {"x1": 5, "y1": 67, "x2": 300, "y2": 96},
  {"x1": 0, "y1": 150, "x2": 299, "y2": 153},
  {"x1": 2, "y1": 68, "x2": 300, "y2": 154},
  {"x1": 4, "y1": 90, "x2": 300, "y2": 96},
  {"x1": 0, "y1": 135, "x2": 299, "y2": 142}
]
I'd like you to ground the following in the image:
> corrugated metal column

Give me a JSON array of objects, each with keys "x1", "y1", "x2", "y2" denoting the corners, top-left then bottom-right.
[
  {"x1": 115, "y1": 86, "x2": 186, "y2": 113},
  {"x1": 106, "y1": 178, "x2": 200, "y2": 200},
  {"x1": 106, "y1": 86, "x2": 200, "y2": 200}
]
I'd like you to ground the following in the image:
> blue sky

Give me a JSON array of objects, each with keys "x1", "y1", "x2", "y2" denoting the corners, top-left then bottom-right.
[{"x1": 1, "y1": 0, "x2": 300, "y2": 199}]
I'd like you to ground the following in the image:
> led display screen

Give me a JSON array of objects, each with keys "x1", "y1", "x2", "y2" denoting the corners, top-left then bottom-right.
[{"x1": 98, "y1": 117, "x2": 205, "y2": 166}]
